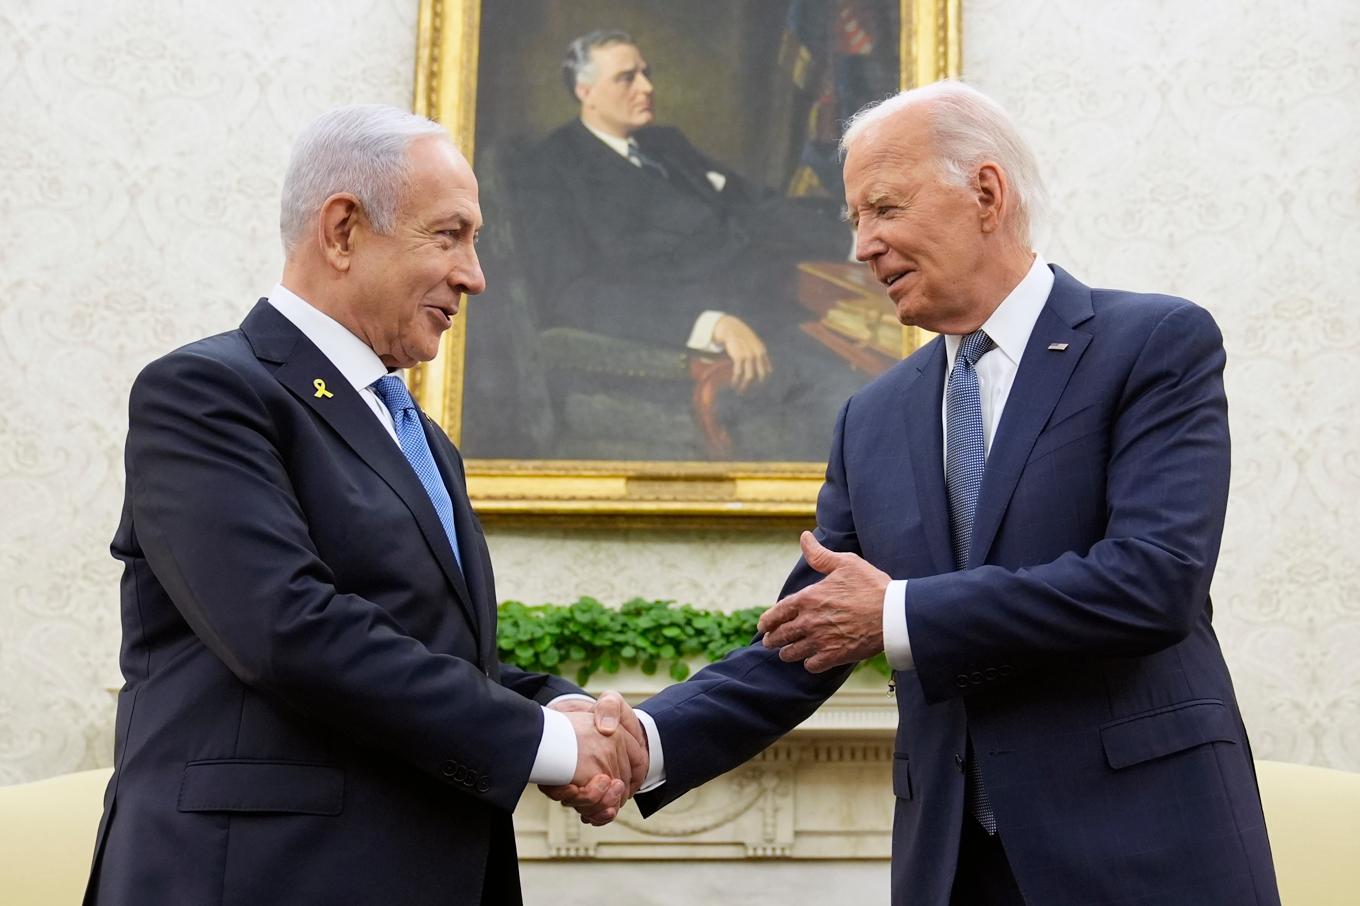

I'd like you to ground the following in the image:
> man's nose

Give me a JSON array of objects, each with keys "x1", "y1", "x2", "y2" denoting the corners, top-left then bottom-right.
[
  {"x1": 452, "y1": 250, "x2": 486, "y2": 296},
  {"x1": 637, "y1": 73, "x2": 654, "y2": 94},
  {"x1": 853, "y1": 225, "x2": 883, "y2": 263}
]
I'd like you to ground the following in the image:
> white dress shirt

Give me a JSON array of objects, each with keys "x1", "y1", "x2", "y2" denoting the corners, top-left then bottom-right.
[
  {"x1": 579, "y1": 119, "x2": 727, "y2": 352},
  {"x1": 265, "y1": 285, "x2": 580, "y2": 786},
  {"x1": 881, "y1": 255, "x2": 1055, "y2": 670}
]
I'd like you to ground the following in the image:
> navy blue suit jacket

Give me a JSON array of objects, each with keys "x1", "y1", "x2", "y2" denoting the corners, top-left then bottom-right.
[
  {"x1": 636, "y1": 267, "x2": 1280, "y2": 905},
  {"x1": 86, "y1": 302, "x2": 581, "y2": 905}
]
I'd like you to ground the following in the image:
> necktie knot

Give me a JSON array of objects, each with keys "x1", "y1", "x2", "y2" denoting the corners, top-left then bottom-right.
[
  {"x1": 958, "y1": 330, "x2": 995, "y2": 368},
  {"x1": 370, "y1": 374, "x2": 414, "y2": 414}
]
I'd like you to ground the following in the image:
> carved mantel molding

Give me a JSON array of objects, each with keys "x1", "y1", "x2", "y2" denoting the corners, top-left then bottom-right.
[{"x1": 514, "y1": 673, "x2": 897, "y2": 861}]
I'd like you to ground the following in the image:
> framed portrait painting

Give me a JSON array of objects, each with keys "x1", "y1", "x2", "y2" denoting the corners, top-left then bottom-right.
[{"x1": 411, "y1": 0, "x2": 960, "y2": 519}]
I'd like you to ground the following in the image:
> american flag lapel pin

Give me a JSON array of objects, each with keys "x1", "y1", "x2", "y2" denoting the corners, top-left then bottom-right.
[{"x1": 1047, "y1": 342, "x2": 1069, "y2": 352}]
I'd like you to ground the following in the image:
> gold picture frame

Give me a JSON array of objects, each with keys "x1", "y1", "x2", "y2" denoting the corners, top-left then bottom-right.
[{"x1": 411, "y1": 0, "x2": 960, "y2": 521}]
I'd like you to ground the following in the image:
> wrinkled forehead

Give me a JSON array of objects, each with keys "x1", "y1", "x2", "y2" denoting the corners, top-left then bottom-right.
[
  {"x1": 402, "y1": 138, "x2": 482, "y2": 220},
  {"x1": 843, "y1": 115, "x2": 937, "y2": 200}
]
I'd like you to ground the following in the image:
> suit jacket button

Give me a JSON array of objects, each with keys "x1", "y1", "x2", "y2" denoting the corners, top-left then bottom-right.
[
  {"x1": 955, "y1": 675, "x2": 969, "y2": 688},
  {"x1": 463, "y1": 772, "x2": 476, "y2": 788},
  {"x1": 476, "y1": 777, "x2": 490, "y2": 793},
  {"x1": 440, "y1": 760, "x2": 458, "y2": 779},
  {"x1": 970, "y1": 672, "x2": 984, "y2": 685}
]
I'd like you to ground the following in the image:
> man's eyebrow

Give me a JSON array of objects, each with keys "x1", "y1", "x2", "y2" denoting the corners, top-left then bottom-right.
[{"x1": 435, "y1": 213, "x2": 476, "y2": 228}]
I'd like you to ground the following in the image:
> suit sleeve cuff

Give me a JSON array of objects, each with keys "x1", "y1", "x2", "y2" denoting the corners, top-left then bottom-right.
[
  {"x1": 634, "y1": 708, "x2": 666, "y2": 792},
  {"x1": 883, "y1": 579, "x2": 915, "y2": 671},
  {"x1": 528, "y1": 706, "x2": 577, "y2": 786},
  {"x1": 686, "y1": 310, "x2": 726, "y2": 352}
]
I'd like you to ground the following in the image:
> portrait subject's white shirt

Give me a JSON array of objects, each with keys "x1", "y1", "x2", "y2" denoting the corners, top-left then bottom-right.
[
  {"x1": 266, "y1": 284, "x2": 581, "y2": 786},
  {"x1": 579, "y1": 119, "x2": 727, "y2": 353},
  {"x1": 881, "y1": 255, "x2": 1055, "y2": 670}
]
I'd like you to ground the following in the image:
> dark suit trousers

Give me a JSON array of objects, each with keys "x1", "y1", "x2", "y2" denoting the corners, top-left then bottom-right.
[{"x1": 950, "y1": 819, "x2": 1026, "y2": 906}]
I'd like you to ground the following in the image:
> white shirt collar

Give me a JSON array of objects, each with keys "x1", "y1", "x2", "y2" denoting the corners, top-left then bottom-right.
[
  {"x1": 266, "y1": 284, "x2": 392, "y2": 392},
  {"x1": 580, "y1": 118, "x2": 635, "y2": 160},
  {"x1": 944, "y1": 254, "x2": 1055, "y2": 370}
]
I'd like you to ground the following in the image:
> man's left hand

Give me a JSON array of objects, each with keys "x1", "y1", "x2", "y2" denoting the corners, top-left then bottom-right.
[{"x1": 758, "y1": 531, "x2": 889, "y2": 672}]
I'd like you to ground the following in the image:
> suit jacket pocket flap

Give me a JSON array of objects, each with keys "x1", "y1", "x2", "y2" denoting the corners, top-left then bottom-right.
[
  {"x1": 892, "y1": 753, "x2": 913, "y2": 800},
  {"x1": 1100, "y1": 699, "x2": 1235, "y2": 770},
  {"x1": 178, "y1": 760, "x2": 343, "y2": 815}
]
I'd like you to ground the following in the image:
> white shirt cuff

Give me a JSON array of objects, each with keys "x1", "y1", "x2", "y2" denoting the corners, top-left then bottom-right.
[
  {"x1": 545, "y1": 693, "x2": 595, "y2": 707},
  {"x1": 882, "y1": 579, "x2": 915, "y2": 671},
  {"x1": 686, "y1": 310, "x2": 727, "y2": 352},
  {"x1": 528, "y1": 705, "x2": 577, "y2": 786},
  {"x1": 634, "y1": 708, "x2": 666, "y2": 792}
]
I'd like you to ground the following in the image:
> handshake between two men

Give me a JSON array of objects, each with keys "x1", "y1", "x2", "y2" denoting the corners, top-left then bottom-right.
[
  {"x1": 536, "y1": 531, "x2": 885, "y2": 827},
  {"x1": 542, "y1": 692, "x2": 651, "y2": 826}
]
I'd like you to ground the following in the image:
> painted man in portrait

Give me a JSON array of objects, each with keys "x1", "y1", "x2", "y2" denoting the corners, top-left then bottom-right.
[{"x1": 506, "y1": 29, "x2": 864, "y2": 462}]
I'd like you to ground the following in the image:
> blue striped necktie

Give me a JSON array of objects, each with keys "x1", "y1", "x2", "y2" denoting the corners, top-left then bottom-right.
[
  {"x1": 370, "y1": 375, "x2": 462, "y2": 571},
  {"x1": 944, "y1": 328, "x2": 998, "y2": 834}
]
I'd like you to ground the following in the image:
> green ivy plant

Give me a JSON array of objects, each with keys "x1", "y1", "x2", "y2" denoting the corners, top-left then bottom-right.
[{"x1": 497, "y1": 596, "x2": 892, "y2": 687}]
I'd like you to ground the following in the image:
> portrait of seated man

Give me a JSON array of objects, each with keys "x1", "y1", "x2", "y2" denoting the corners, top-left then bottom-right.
[{"x1": 468, "y1": 26, "x2": 886, "y2": 462}]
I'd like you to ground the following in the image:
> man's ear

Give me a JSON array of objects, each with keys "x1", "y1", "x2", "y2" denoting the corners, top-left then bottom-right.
[
  {"x1": 574, "y1": 81, "x2": 591, "y2": 105},
  {"x1": 975, "y1": 162, "x2": 1008, "y2": 234},
  {"x1": 318, "y1": 193, "x2": 363, "y2": 272}
]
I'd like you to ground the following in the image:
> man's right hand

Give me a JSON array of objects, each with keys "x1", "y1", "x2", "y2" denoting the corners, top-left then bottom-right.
[
  {"x1": 540, "y1": 693, "x2": 649, "y2": 826},
  {"x1": 712, "y1": 314, "x2": 772, "y2": 392}
]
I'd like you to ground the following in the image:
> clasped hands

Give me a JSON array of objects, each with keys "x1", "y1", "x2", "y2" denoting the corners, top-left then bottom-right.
[
  {"x1": 539, "y1": 533, "x2": 885, "y2": 825},
  {"x1": 541, "y1": 691, "x2": 649, "y2": 825}
]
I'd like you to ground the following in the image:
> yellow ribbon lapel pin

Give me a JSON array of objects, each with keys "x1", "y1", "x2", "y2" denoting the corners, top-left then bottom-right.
[{"x1": 313, "y1": 378, "x2": 334, "y2": 399}]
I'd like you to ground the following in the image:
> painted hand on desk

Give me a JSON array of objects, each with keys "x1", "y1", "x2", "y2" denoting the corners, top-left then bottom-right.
[
  {"x1": 759, "y1": 531, "x2": 889, "y2": 673},
  {"x1": 540, "y1": 691, "x2": 649, "y2": 826}
]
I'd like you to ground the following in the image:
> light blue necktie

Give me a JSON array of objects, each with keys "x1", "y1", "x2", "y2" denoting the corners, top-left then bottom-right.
[
  {"x1": 944, "y1": 329, "x2": 998, "y2": 834},
  {"x1": 370, "y1": 375, "x2": 462, "y2": 571}
]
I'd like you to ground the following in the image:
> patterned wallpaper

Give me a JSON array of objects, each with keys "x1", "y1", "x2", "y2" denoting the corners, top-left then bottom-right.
[{"x1": 1, "y1": 0, "x2": 1357, "y2": 785}]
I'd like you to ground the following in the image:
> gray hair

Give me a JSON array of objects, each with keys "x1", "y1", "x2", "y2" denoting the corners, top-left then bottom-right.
[
  {"x1": 561, "y1": 29, "x2": 634, "y2": 98},
  {"x1": 280, "y1": 104, "x2": 450, "y2": 253},
  {"x1": 840, "y1": 80, "x2": 1047, "y2": 243}
]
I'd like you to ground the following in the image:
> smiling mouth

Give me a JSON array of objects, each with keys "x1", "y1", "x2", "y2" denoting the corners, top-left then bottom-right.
[{"x1": 882, "y1": 270, "x2": 914, "y2": 288}]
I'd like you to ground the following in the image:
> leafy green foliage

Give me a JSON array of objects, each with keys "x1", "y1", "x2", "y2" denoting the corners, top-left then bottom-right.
[{"x1": 496, "y1": 596, "x2": 891, "y2": 686}]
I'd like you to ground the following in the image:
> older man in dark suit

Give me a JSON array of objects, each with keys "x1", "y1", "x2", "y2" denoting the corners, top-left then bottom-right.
[
  {"x1": 85, "y1": 104, "x2": 643, "y2": 906},
  {"x1": 600, "y1": 81, "x2": 1283, "y2": 905}
]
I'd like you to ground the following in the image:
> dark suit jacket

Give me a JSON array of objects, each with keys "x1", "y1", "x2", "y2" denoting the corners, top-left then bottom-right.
[
  {"x1": 636, "y1": 267, "x2": 1280, "y2": 905},
  {"x1": 86, "y1": 301, "x2": 582, "y2": 906},
  {"x1": 517, "y1": 120, "x2": 840, "y2": 348}
]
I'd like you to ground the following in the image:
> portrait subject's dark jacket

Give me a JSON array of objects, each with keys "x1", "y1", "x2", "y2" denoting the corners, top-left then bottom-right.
[
  {"x1": 518, "y1": 120, "x2": 840, "y2": 348},
  {"x1": 635, "y1": 267, "x2": 1281, "y2": 905},
  {"x1": 86, "y1": 301, "x2": 582, "y2": 906}
]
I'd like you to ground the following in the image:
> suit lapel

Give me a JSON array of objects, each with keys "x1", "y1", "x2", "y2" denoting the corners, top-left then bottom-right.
[
  {"x1": 423, "y1": 420, "x2": 498, "y2": 671},
  {"x1": 901, "y1": 339, "x2": 957, "y2": 575},
  {"x1": 969, "y1": 268, "x2": 1095, "y2": 567},
  {"x1": 241, "y1": 303, "x2": 482, "y2": 638}
]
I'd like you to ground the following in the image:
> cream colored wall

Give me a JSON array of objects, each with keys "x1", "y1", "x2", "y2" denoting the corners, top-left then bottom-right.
[{"x1": 1, "y1": 0, "x2": 1357, "y2": 800}]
